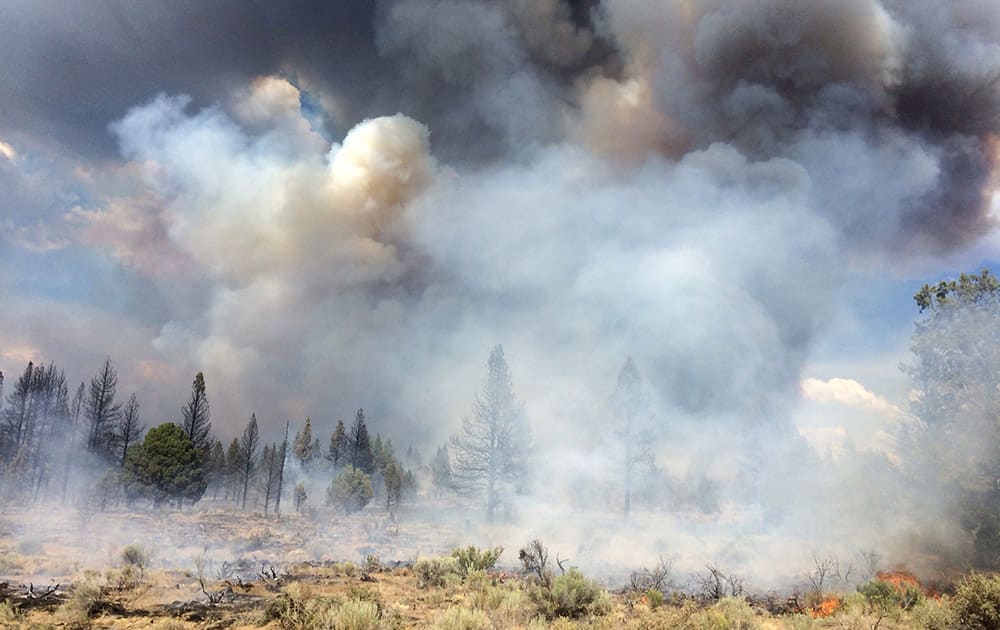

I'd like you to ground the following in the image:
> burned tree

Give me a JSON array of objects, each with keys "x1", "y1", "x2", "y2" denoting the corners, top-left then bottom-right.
[
  {"x1": 114, "y1": 393, "x2": 144, "y2": 468},
  {"x1": 180, "y1": 372, "x2": 211, "y2": 453},
  {"x1": 450, "y1": 345, "x2": 530, "y2": 522},
  {"x1": 238, "y1": 414, "x2": 261, "y2": 510},
  {"x1": 85, "y1": 357, "x2": 121, "y2": 457}
]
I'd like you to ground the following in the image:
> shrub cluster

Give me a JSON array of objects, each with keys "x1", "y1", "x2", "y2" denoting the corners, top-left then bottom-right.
[
  {"x1": 952, "y1": 572, "x2": 1000, "y2": 630},
  {"x1": 451, "y1": 546, "x2": 503, "y2": 578}
]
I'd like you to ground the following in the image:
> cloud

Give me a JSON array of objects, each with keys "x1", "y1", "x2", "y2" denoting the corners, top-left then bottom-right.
[{"x1": 801, "y1": 377, "x2": 912, "y2": 424}]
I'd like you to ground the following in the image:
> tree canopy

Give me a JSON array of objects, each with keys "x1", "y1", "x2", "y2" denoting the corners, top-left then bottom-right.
[{"x1": 123, "y1": 422, "x2": 206, "y2": 507}]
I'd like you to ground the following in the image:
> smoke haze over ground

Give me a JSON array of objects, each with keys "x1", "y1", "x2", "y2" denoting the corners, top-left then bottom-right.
[{"x1": 2, "y1": 0, "x2": 1000, "y2": 584}]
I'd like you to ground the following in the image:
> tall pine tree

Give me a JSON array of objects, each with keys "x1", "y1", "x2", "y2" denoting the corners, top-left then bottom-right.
[
  {"x1": 180, "y1": 372, "x2": 211, "y2": 453},
  {"x1": 450, "y1": 345, "x2": 531, "y2": 522},
  {"x1": 85, "y1": 357, "x2": 121, "y2": 458},
  {"x1": 348, "y1": 409, "x2": 375, "y2": 474},
  {"x1": 327, "y1": 420, "x2": 348, "y2": 467}
]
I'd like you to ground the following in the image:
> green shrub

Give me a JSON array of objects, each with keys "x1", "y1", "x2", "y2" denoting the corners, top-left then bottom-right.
[
  {"x1": 263, "y1": 583, "x2": 338, "y2": 629},
  {"x1": 329, "y1": 599, "x2": 380, "y2": 630},
  {"x1": 451, "y1": 546, "x2": 503, "y2": 578},
  {"x1": 415, "y1": 556, "x2": 459, "y2": 588},
  {"x1": 711, "y1": 597, "x2": 760, "y2": 629},
  {"x1": 645, "y1": 588, "x2": 665, "y2": 609},
  {"x1": 952, "y1": 572, "x2": 1000, "y2": 630},
  {"x1": 432, "y1": 606, "x2": 491, "y2": 630},
  {"x1": 0, "y1": 600, "x2": 22, "y2": 630},
  {"x1": 530, "y1": 567, "x2": 611, "y2": 619},
  {"x1": 117, "y1": 544, "x2": 150, "y2": 589},
  {"x1": 58, "y1": 570, "x2": 106, "y2": 625},
  {"x1": 362, "y1": 554, "x2": 381, "y2": 576},
  {"x1": 910, "y1": 596, "x2": 955, "y2": 630},
  {"x1": 327, "y1": 467, "x2": 374, "y2": 514},
  {"x1": 120, "y1": 544, "x2": 150, "y2": 569},
  {"x1": 858, "y1": 577, "x2": 924, "y2": 613}
]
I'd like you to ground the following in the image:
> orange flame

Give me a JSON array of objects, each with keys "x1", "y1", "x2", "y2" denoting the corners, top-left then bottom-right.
[
  {"x1": 876, "y1": 570, "x2": 920, "y2": 590},
  {"x1": 810, "y1": 597, "x2": 841, "y2": 618}
]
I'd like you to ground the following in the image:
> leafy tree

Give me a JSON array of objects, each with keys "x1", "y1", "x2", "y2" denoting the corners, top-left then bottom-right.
[
  {"x1": 122, "y1": 423, "x2": 207, "y2": 508},
  {"x1": 904, "y1": 269, "x2": 1000, "y2": 567},
  {"x1": 450, "y1": 345, "x2": 531, "y2": 522},
  {"x1": 238, "y1": 414, "x2": 261, "y2": 510},
  {"x1": 327, "y1": 466, "x2": 373, "y2": 514},
  {"x1": 293, "y1": 417, "x2": 318, "y2": 467},
  {"x1": 611, "y1": 357, "x2": 655, "y2": 518},
  {"x1": 348, "y1": 409, "x2": 375, "y2": 474},
  {"x1": 179, "y1": 372, "x2": 211, "y2": 453},
  {"x1": 114, "y1": 393, "x2": 145, "y2": 468},
  {"x1": 85, "y1": 357, "x2": 122, "y2": 457},
  {"x1": 327, "y1": 420, "x2": 348, "y2": 467}
]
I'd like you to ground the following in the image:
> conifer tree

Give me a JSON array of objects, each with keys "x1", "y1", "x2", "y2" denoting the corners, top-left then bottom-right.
[
  {"x1": 238, "y1": 414, "x2": 260, "y2": 510},
  {"x1": 114, "y1": 393, "x2": 145, "y2": 468},
  {"x1": 611, "y1": 357, "x2": 654, "y2": 518},
  {"x1": 206, "y1": 439, "x2": 226, "y2": 499},
  {"x1": 225, "y1": 438, "x2": 241, "y2": 501},
  {"x1": 85, "y1": 357, "x2": 121, "y2": 457},
  {"x1": 293, "y1": 417, "x2": 317, "y2": 467},
  {"x1": 180, "y1": 372, "x2": 211, "y2": 453},
  {"x1": 327, "y1": 420, "x2": 348, "y2": 467},
  {"x1": 450, "y1": 345, "x2": 530, "y2": 522},
  {"x1": 348, "y1": 409, "x2": 375, "y2": 474},
  {"x1": 431, "y1": 444, "x2": 452, "y2": 496}
]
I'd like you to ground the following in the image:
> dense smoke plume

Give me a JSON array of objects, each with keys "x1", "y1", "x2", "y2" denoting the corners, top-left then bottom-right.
[{"x1": 2, "y1": 0, "x2": 1000, "y2": 583}]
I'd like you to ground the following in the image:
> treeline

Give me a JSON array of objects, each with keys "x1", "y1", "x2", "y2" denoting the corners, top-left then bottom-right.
[
  {"x1": 0, "y1": 344, "x2": 661, "y2": 523},
  {"x1": 0, "y1": 358, "x2": 421, "y2": 516}
]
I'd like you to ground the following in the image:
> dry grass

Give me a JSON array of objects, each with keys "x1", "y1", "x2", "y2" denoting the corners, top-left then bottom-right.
[{"x1": 0, "y1": 506, "x2": 974, "y2": 629}]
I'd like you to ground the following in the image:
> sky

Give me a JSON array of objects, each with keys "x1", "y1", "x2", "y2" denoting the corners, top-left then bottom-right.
[{"x1": 1, "y1": 0, "x2": 999, "y2": 462}]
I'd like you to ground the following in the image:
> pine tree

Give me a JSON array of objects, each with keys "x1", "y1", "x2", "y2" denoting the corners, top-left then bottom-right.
[
  {"x1": 85, "y1": 357, "x2": 122, "y2": 457},
  {"x1": 114, "y1": 393, "x2": 145, "y2": 468},
  {"x1": 348, "y1": 409, "x2": 375, "y2": 474},
  {"x1": 431, "y1": 444, "x2": 452, "y2": 496},
  {"x1": 225, "y1": 438, "x2": 241, "y2": 502},
  {"x1": 275, "y1": 421, "x2": 289, "y2": 514},
  {"x1": 238, "y1": 414, "x2": 260, "y2": 510},
  {"x1": 258, "y1": 443, "x2": 281, "y2": 515},
  {"x1": 383, "y1": 457, "x2": 405, "y2": 512},
  {"x1": 206, "y1": 439, "x2": 226, "y2": 499},
  {"x1": 293, "y1": 417, "x2": 317, "y2": 467},
  {"x1": 327, "y1": 420, "x2": 348, "y2": 467},
  {"x1": 450, "y1": 345, "x2": 530, "y2": 522},
  {"x1": 611, "y1": 357, "x2": 654, "y2": 519},
  {"x1": 61, "y1": 381, "x2": 85, "y2": 503},
  {"x1": 180, "y1": 372, "x2": 211, "y2": 453},
  {"x1": 122, "y1": 423, "x2": 206, "y2": 508},
  {"x1": 2, "y1": 362, "x2": 37, "y2": 462}
]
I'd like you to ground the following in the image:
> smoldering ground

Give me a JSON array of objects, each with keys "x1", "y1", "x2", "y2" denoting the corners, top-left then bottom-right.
[{"x1": 1, "y1": 0, "x2": 1000, "y2": 589}]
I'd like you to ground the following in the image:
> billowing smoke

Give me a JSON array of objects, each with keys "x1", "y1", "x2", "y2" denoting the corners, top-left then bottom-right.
[{"x1": 2, "y1": 0, "x2": 1000, "y2": 583}]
